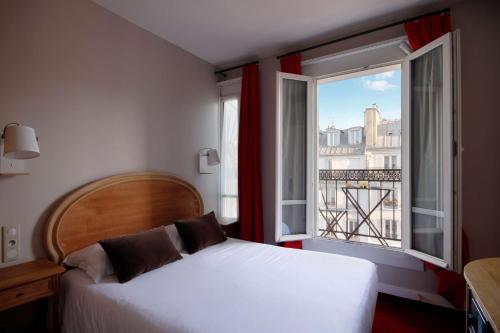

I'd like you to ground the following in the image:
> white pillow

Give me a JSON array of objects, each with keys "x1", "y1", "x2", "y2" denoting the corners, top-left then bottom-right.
[
  {"x1": 64, "y1": 243, "x2": 114, "y2": 283},
  {"x1": 165, "y1": 224, "x2": 184, "y2": 252}
]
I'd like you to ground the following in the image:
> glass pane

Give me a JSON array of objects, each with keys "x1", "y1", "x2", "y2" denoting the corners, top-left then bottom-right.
[
  {"x1": 220, "y1": 99, "x2": 239, "y2": 218},
  {"x1": 412, "y1": 213, "x2": 444, "y2": 259},
  {"x1": 282, "y1": 204, "x2": 306, "y2": 235},
  {"x1": 221, "y1": 196, "x2": 238, "y2": 220},
  {"x1": 410, "y1": 46, "x2": 444, "y2": 258},
  {"x1": 282, "y1": 79, "x2": 307, "y2": 201},
  {"x1": 317, "y1": 65, "x2": 402, "y2": 248}
]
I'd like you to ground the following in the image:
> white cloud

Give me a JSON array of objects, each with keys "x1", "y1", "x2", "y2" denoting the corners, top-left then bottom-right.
[
  {"x1": 363, "y1": 79, "x2": 397, "y2": 91},
  {"x1": 375, "y1": 71, "x2": 395, "y2": 79}
]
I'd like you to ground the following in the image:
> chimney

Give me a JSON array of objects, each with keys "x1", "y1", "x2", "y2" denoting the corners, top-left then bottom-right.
[{"x1": 364, "y1": 104, "x2": 380, "y2": 147}]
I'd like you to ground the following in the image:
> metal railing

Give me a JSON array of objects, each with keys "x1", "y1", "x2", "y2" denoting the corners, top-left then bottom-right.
[{"x1": 318, "y1": 169, "x2": 402, "y2": 247}]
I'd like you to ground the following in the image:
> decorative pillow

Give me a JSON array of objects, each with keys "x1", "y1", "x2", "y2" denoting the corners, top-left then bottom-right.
[
  {"x1": 174, "y1": 211, "x2": 227, "y2": 254},
  {"x1": 64, "y1": 243, "x2": 114, "y2": 283},
  {"x1": 165, "y1": 224, "x2": 184, "y2": 252},
  {"x1": 99, "y1": 227, "x2": 182, "y2": 283}
]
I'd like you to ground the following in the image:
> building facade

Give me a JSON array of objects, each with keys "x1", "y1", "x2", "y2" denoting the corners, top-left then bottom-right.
[{"x1": 318, "y1": 104, "x2": 402, "y2": 247}]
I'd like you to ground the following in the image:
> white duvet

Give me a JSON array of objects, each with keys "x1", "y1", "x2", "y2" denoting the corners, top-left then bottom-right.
[{"x1": 61, "y1": 238, "x2": 378, "y2": 333}]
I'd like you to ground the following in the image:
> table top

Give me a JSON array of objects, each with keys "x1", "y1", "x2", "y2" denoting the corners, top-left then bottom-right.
[
  {"x1": 319, "y1": 208, "x2": 348, "y2": 212},
  {"x1": 464, "y1": 258, "x2": 500, "y2": 333},
  {"x1": 342, "y1": 185, "x2": 394, "y2": 191},
  {"x1": 0, "y1": 259, "x2": 65, "y2": 291}
]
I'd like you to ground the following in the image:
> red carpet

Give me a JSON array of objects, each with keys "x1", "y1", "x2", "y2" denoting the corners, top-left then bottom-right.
[{"x1": 372, "y1": 293, "x2": 465, "y2": 333}]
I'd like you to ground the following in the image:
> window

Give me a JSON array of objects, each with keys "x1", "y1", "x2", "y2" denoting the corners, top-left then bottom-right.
[
  {"x1": 219, "y1": 79, "x2": 241, "y2": 223},
  {"x1": 327, "y1": 130, "x2": 340, "y2": 146},
  {"x1": 349, "y1": 219, "x2": 358, "y2": 234},
  {"x1": 384, "y1": 219, "x2": 398, "y2": 239},
  {"x1": 402, "y1": 33, "x2": 455, "y2": 268},
  {"x1": 275, "y1": 72, "x2": 315, "y2": 241},
  {"x1": 317, "y1": 64, "x2": 402, "y2": 248},
  {"x1": 384, "y1": 220, "x2": 391, "y2": 238},
  {"x1": 348, "y1": 128, "x2": 362, "y2": 145},
  {"x1": 276, "y1": 33, "x2": 460, "y2": 271},
  {"x1": 384, "y1": 155, "x2": 398, "y2": 169},
  {"x1": 391, "y1": 156, "x2": 397, "y2": 168},
  {"x1": 220, "y1": 97, "x2": 239, "y2": 222}
]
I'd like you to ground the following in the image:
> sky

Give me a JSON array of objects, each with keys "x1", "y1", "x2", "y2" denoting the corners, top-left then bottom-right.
[{"x1": 318, "y1": 68, "x2": 401, "y2": 130}]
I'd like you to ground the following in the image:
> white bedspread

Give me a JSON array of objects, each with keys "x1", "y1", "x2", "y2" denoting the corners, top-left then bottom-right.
[{"x1": 61, "y1": 238, "x2": 378, "y2": 333}]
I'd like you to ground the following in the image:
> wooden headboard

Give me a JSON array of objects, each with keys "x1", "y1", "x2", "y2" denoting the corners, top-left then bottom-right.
[{"x1": 44, "y1": 172, "x2": 203, "y2": 263}]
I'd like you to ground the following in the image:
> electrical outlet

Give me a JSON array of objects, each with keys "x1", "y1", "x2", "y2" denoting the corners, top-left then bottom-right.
[{"x1": 2, "y1": 225, "x2": 20, "y2": 262}]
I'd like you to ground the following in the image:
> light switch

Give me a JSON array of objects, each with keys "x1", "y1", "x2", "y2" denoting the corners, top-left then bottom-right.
[{"x1": 2, "y1": 225, "x2": 20, "y2": 262}]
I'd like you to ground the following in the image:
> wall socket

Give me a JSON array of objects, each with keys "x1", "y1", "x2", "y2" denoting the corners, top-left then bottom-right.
[{"x1": 2, "y1": 225, "x2": 20, "y2": 263}]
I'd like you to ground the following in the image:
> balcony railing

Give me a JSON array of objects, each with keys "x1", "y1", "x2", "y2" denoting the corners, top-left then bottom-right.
[{"x1": 318, "y1": 169, "x2": 402, "y2": 248}]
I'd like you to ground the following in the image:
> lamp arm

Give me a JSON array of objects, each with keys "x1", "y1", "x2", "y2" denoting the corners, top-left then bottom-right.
[{"x1": 1, "y1": 123, "x2": 20, "y2": 139}]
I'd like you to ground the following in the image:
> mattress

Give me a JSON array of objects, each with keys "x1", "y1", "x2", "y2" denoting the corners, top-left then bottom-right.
[{"x1": 61, "y1": 238, "x2": 378, "y2": 333}]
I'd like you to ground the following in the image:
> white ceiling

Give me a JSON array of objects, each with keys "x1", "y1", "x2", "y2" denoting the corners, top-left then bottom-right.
[{"x1": 93, "y1": 0, "x2": 451, "y2": 66}]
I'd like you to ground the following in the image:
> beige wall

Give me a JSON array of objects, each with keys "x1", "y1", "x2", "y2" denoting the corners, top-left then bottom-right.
[
  {"x1": 452, "y1": 0, "x2": 500, "y2": 261},
  {"x1": 0, "y1": 0, "x2": 218, "y2": 267}
]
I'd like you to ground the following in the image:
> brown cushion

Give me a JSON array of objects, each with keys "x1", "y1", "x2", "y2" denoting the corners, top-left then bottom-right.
[
  {"x1": 99, "y1": 227, "x2": 182, "y2": 283},
  {"x1": 174, "y1": 211, "x2": 227, "y2": 254}
]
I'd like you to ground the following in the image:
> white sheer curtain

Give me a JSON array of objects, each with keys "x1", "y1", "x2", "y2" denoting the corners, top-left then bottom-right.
[
  {"x1": 221, "y1": 98, "x2": 239, "y2": 220},
  {"x1": 411, "y1": 46, "x2": 444, "y2": 259},
  {"x1": 281, "y1": 78, "x2": 307, "y2": 235}
]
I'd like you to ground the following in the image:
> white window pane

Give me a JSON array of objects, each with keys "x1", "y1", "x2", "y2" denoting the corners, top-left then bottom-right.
[
  {"x1": 410, "y1": 45, "x2": 445, "y2": 259},
  {"x1": 221, "y1": 196, "x2": 238, "y2": 219},
  {"x1": 221, "y1": 99, "x2": 239, "y2": 196},
  {"x1": 221, "y1": 98, "x2": 239, "y2": 218},
  {"x1": 282, "y1": 79, "x2": 307, "y2": 201},
  {"x1": 412, "y1": 213, "x2": 444, "y2": 258},
  {"x1": 276, "y1": 73, "x2": 314, "y2": 242},
  {"x1": 282, "y1": 204, "x2": 306, "y2": 235}
]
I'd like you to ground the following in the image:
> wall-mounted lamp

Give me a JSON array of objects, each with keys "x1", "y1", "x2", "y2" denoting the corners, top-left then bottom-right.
[
  {"x1": 2, "y1": 123, "x2": 40, "y2": 159},
  {"x1": 199, "y1": 148, "x2": 220, "y2": 174}
]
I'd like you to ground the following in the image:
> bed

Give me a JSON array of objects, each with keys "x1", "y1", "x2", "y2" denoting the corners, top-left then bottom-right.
[{"x1": 44, "y1": 172, "x2": 378, "y2": 333}]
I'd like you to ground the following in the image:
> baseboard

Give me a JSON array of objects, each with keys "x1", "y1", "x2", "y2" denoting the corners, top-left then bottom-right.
[{"x1": 378, "y1": 282, "x2": 456, "y2": 309}]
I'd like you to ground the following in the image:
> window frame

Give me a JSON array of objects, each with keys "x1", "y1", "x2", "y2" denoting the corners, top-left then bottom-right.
[
  {"x1": 401, "y1": 32, "x2": 455, "y2": 269},
  {"x1": 275, "y1": 72, "x2": 317, "y2": 242},
  {"x1": 274, "y1": 34, "x2": 460, "y2": 272}
]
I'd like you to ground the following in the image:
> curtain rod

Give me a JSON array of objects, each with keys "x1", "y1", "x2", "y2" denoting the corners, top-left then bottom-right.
[
  {"x1": 214, "y1": 60, "x2": 259, "y2": 76},
  {"x1": 276, "y1": 7, "x2": 450, "y2": 59}
]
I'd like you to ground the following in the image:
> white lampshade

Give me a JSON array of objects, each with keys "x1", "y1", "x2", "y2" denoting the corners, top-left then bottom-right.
[
  {"x1": 3, "y1": 124, "x2": 40, "y2": 159},
  {"x1": 207, "y1": 149, "x2": 220, "y2": 165}
]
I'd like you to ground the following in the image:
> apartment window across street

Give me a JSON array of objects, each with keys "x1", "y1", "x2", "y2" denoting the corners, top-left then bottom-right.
[
  {"x1": 276, "y1": 33, "x2": 461, "y2": 271},
  {"x1": 384, "y1": 155, "x2": 398, "y2": 169}
]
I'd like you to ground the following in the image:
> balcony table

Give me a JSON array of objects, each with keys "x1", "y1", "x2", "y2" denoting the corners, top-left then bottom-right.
[{"x1": 341, "y1": 185, "x2": 394, "y2": 246}]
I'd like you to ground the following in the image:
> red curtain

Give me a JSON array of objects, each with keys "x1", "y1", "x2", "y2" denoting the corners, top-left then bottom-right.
[
  {"x1": 280, "y1": 53, "x2": 302, "y2": 75},
  {"x1": 424, "y1": 231, "x2": 469, "y2": 309},
  {"x1": 238, "y1": 63, "x2": 264, "y2": 243},
  {"x1": 404, "y1": 12, "x2": 451, "y2": 51},
  {"x1": 280, "y1": 54, "x2": 303, "y2": 250}
]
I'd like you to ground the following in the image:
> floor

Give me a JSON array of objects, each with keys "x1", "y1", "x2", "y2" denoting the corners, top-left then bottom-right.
[{"x1": 372, "y1": 293, "x2": 465, "y2": 333}]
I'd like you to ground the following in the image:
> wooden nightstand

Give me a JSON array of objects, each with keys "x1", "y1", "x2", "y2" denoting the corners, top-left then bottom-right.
[
  {"x1": 0, "y1": 259, "x2": 65, "y2": 332},
  {"x1": 220, "y1": 221, "x2": 240, "y2": 239}
]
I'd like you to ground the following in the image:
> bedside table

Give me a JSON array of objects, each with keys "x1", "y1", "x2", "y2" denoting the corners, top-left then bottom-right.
[
  {"x1": 0, "y1": 259, "x2": 65, "y2": 332},
  {"x1": 464, "y1": 258, "x2": 500, "y2": 333},
  {"x1": 220, "y1": 221, "x2": 240, "y2": 239}
]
